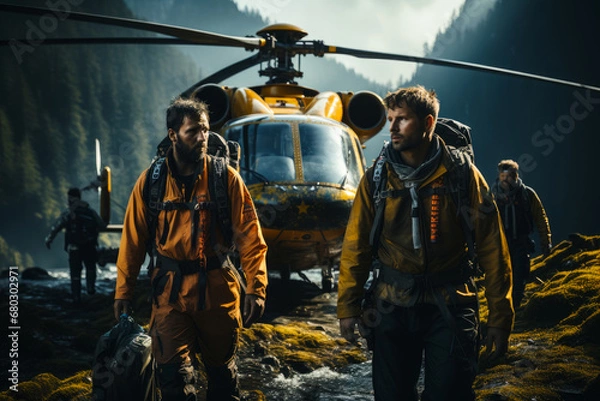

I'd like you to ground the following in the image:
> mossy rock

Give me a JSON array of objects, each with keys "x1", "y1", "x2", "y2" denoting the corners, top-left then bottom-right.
[
  {"x1": 580, "y1": 309, "x2": 600, "y2": 344},
  {"x1": 568, "y1": 233, "x2": 600, "y2": 250},
  {"x1": 0, "y1": 373, "x2": 61, "y2": 401},
  {"x1": 47, "y1": 371, "x2": 91, "y2": 401}
]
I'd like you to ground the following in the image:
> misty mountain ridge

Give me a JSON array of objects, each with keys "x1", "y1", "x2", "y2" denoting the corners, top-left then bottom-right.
[
  {"x1": 406, "y1": 0, "x2": 600, "y2": 242},
  {"x1": 1, "y1": 0, "x2": 598, "y2": 268},
  {"x1": 124, "y1": 0, "x2": 392, "y2": 94}
]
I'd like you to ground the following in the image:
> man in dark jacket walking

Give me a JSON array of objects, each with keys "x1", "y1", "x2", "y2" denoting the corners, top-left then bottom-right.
[
  {"x1": 45, "y1": 187, "x2": 106, "y2": 303},
  {"x1": 490, "y1": 159, "x2": 551, "y2": 307}
]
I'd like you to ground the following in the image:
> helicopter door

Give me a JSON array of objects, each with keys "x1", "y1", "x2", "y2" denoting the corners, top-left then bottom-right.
[{"x1": 298, "y1": 124, "x2": 361, "y2": 188}]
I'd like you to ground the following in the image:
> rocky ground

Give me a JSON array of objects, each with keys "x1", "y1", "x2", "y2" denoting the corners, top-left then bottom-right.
[{"x1": 2, "y1": 233, "x2": 600, "y2": 400}]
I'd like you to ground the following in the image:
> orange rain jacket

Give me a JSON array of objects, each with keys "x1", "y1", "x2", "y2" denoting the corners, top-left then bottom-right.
[
  {"x1": 337, "y1": 147, "x2": 514, "y2": 332},
  {"x1": 115, "y1": 155, "x2": 268, "y2": 303}
]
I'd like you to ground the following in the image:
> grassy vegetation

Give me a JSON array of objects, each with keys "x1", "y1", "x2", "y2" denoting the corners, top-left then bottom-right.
[
  {"x1": 475, "y1": 234, "x2": 600, "y2": 400},
  {"x1": 3, "y1": 234, "x2": 599, "y2": 400}
]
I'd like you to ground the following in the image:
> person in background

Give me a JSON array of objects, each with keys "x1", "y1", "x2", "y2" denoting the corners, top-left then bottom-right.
[
  {"x1": 490, "y1": 159, "x2": 552, "y2": 308},
  {"x1": 45, "y1": 187, "x2": 106, "y2": 304}
]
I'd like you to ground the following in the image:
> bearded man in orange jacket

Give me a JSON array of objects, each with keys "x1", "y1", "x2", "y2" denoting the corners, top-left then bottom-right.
[{"x1": 114, "y1": 98, "x2": 268, "y2": 401}]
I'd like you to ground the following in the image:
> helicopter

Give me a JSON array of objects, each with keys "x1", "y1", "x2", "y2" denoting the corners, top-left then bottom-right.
[{"x1": 2, "y1": 3, "x2": 599, "y2": 291}]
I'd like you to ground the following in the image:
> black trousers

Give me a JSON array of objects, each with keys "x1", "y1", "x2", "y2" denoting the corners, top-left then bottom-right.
[
  {"x1": 372, "y1": 302, "x2": 479, "y2": 401},
  {"x1": 508, "y1": 239, "x2": 531, "y2": 308},
  {"x1": 68, "y1": 243, "x2": 97, "y2": 302}
]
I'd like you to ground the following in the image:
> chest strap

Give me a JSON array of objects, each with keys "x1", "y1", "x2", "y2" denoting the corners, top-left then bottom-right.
[{"x1": 152, "y1": 254, "x2": 221, "y2": 309}]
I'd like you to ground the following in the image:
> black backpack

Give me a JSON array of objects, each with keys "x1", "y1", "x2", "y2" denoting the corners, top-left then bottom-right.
[
  {"x1": 67, "y1": 206, "x2": 100, "y2": 246},
  {"x1": 369, "y1": 117, "x2": 477, "y2": 265},
  {"x1": 143, "y1": 132, "x2": 240, "y2": 256},
  {"x1": 91, "y1": 315, "x2": 155, "y2": 401}
]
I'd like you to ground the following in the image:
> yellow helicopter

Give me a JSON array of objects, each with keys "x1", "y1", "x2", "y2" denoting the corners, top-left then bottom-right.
[{"x1": 3, "y1": 3, "x2": 598, "y2": 291}]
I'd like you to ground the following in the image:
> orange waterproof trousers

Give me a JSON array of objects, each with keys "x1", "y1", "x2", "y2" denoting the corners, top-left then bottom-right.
[{"x1": 149, "y1": 265, "x2": 242, "y2": 400}]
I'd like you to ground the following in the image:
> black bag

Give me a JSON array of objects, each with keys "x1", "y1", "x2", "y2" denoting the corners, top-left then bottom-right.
[
  {"x1": 67, "y1": 207, "x2": 101, "y2": 246},
  {"x1": 435, "y1": 117, "x2": 474, "y2": 163},
  {"x1": 91, "y1": 315, "x2": 155, "y2": 401}
]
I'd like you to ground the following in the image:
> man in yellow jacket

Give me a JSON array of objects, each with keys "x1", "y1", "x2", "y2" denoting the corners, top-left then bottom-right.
[
  {"x1": 114, "y1": 98, "x2": 268, "y2": 401},
  {"x1": 337, "y1": 86, "x2": 514, "y2": 401}
]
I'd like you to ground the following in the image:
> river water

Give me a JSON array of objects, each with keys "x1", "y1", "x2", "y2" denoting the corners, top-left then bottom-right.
[{"x1": 16, "y1": 265, "x2": 382, "y2": 400}]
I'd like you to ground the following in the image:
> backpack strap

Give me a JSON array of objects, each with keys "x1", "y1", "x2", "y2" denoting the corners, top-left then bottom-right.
[
  {"x1": 208, "y1": 156, "x2": 233, "y2": 247},
  {"x1": 143, "y1": 156, "x2": 233, "y2": 256},
  {"x1": 444, "y1": 147, "x2": 478, "y2": 269},
  {"x1": 143, "y1": 157, "x2": 168, "y2": 256},
  {"x1": 368, "y1": 142, "x2": 389, "y2": 254}
]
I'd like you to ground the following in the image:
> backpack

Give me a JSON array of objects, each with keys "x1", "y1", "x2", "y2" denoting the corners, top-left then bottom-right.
[
  {"x1": 369, "y1": 117, "x2": 477, "y2": 266},
  {"x1": 91, "y1": 315, "x2": 155, "y2": 401},
  {"x1": 67, "y1": 206, "x2": 100, "y2": 246},
  {"x1": 143, "y1": 132, "x2": 240, "y2": 257}
]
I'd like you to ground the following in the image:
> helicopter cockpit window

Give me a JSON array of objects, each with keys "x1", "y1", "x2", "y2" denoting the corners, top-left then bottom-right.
[
  {"x1": 298, "y1": 124, "x2": 361, "y2": 188},
  {"x1": 225, "y1": 123, "x2": 295, "y2": 184}
]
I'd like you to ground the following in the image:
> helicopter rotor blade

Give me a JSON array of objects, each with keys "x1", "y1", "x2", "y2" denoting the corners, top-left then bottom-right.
[
  {"x1": 181, "y1": 54, "x2": 266, "y2": 97},
  {"x1": 0, "y1": 37, "x2": 204, "y2": 46},
  {"x1": 0, "y1": 3, "x2": 266, "y2": 49},
  {"x1": 95, "y1": 138, "x2": 102, "y2": 179},
  {"x1": 324, "y1": 45, "x2": 600, "y2": 93}
]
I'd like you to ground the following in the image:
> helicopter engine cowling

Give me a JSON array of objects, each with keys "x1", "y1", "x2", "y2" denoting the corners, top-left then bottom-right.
[
  {"x1": 192, "y1": 84, "x2": 232, "y2": 130},
  {"x1": 303, "y1": 91, "x2": 343, "y2": 121},
  {"x1": 231, "y1": 87, "x2": 274, "y2": 117},
  {"x1": 339, "y1": 91, "x2": 386, "y2": 143}
]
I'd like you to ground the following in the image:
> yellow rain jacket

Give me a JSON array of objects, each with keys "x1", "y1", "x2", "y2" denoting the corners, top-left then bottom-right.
[{"x1": 337, "y1": 147, "x2": 514, "y2": 332}]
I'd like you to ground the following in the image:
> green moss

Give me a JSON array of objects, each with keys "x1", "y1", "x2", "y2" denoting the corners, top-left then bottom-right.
[
  {"x1": 0, "y1": 373, "x2": 62, "y2": 401},
  {"x1": 243, "y1": 389, "x2": 267, "y2": 401},
  {"x1": 11, "y1": 382, "x2": 42, "y2": 401},
  {"x1": 242, "y1": 321, "x2": 367, "y2": 374},
  {"x1": 46, "y1": 383, "x2": 90, "y2": 401},
  {"x1": 475, "y1": 236, "x2": 600, "y2": 399},
  {"x1": 46, "y1": 371, "x2": 92, "y2": 401}
]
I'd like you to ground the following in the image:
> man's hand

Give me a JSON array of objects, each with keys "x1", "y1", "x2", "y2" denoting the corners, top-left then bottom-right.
[
  {"x1": 243, "y1": 294, "x2": 265, "y2": 327},
  {"x1": 113, "y1": 299, "x2": 132, "y2": 321},
  {"x1": 45, "y1": 236, "x2": 52, "y2": 250},
  {"x1": 339, "y1": 317, "x2": 361, "y2": 343},
  {"x1": 484, "y1": 327, "x2": 510, "y2": 360}
]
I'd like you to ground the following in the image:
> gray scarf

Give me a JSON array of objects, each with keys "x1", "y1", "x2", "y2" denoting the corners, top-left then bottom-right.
[{"x1": 384, "y1": 136, "x2": 443, "y2": 250}]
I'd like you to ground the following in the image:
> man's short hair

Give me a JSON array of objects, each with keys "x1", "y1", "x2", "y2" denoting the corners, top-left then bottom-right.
[
  {"x1": 498, "y1": 159, "x2": 519, "y2": 177},
  {"x1": 166, "y1": 97, "x2": 209, "y2": 132},
  {"x1": 383, "y1": 85, "x2": 440, "y2": 123},
  {"x1": 68, "y1": 187, "x2": 81, "y2": 199}
]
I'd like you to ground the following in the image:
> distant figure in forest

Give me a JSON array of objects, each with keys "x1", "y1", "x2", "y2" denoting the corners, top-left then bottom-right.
[
  {"x1": 45, "y1": 187, "x2": 106, "y2": 304},
  {"x1": 490, "y1": 159, "x2": 552, "y2": 308}
]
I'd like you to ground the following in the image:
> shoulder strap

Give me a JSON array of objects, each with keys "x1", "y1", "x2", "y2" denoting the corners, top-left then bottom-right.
[
  {"x1": 208, "y1": 156, "x2": 233, "y2": 247},
  {"x1": 143, "y1": 157, "x2": 168, "y2": 255},
  {"x1": 444, "y1": 148, "x2": 478, "y2": 267},
  {"x1": 368, "y1": 142, "x2": 389, "y2": 255}
]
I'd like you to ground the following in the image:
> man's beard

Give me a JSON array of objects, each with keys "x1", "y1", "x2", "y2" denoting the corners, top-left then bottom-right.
[
  {"x1": 176, "y1": 140, "x2": 206, "y2": 164},
  {"x1": 500, "y1": 180, "x2": 515, "y2": 191}
]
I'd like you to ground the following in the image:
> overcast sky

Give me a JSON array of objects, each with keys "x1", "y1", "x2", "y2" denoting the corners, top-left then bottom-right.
[{"x1": 232, "y1": 0, "x2": 467, "y2": 86}]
